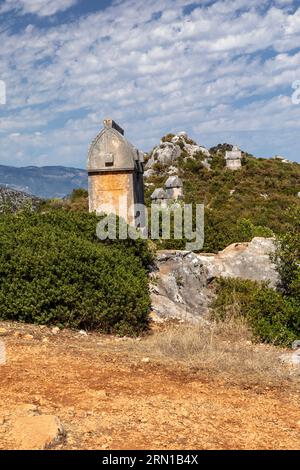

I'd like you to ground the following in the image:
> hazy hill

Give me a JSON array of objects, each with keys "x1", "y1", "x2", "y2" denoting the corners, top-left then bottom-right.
[{"x1": 0, "y1": 165, "x2": 87, "y2": 199}]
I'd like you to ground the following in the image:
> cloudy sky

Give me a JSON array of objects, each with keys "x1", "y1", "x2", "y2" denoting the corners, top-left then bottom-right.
[{"x1": 0, "y1": 0, "x2": 300, "y2": 168}]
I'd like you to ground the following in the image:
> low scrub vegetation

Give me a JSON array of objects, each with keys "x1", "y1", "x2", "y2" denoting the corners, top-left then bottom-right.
[
  {"x1": 212, "y1": 278, "x2": 299, "y2": 346},
  {"x1": 141, "y1": 321, "x2": 297, "y2": 388},
  {"x1": 212, "y1": 206, "x2": 300, "y2": 346},
  {"x1": 0, "y1": 209, "x2": 152, "y2": 335},
  {"x1": 144, "y1": 147, "x2": 300, "y2": 252}
]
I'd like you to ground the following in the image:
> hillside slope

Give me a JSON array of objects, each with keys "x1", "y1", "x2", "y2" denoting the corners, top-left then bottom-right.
[{"x1": 144, "y1": 134, "x2": 300, "y2": 252}]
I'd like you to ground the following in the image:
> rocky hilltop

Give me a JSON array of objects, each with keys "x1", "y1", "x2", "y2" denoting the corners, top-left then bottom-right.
[
  {"x1": 144, "y1": 131, "x2": 300, "y2": 253},
  {"x1": 0, "y1": 186, "x2": 41, "y2": 212},
  {"x1": 144, "y1": 131, "x2": 212, "y2": 179}
]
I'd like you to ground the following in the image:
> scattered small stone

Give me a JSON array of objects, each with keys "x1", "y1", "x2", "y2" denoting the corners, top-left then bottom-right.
[
  {"x1": 51, "y1": 327, "x2": 60, "y2": 335},
  {"x1": 78, "y1": 330, "x2": 88, "y2": 336},
  {"x1": 96, "y1": 390, "x2": 108, "y2": 398},
  {"x1": 141, "y1": 357, "x2": 150, "y2": 364},
  {"x1": 23, "y1": 334, "x2": 34, "y2": 340},
  {"x1": 149, "y1": 311, "x2": 164, "y2": 324},
  {"x1": 0, "y1": 328, "x2": 8, "y2": 336},
  {"x1": 42, "y1": 337, "x2": 49, "y2": 343},
  {"x1": 280, "y1": 351, "x2": 300, "y2": 366},
  {"x1": 67, "y1": 435, "x2": 75, "y2": 445}
]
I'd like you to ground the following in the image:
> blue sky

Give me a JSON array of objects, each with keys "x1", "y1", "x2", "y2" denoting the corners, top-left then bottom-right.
[{"x1": 0, "y1": 0, "x2": 300, "y2": 168}]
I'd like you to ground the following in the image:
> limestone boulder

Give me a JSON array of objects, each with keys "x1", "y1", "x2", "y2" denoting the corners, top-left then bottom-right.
[
  {"x1": 151, "y1": 238, "x2": 279, "y2": 322},
  {"x1": 144, "y1": 168, "x2": 155, "y2": 179},
  {"x1": 145, "y1": 143, "x2": 181, "y2": 168},
  {"x1": 165, "y1": 176, "x2": 183, "y2": 188},
  {"x1": 150, "y1": 251, "x2": 213, "y2": 321},
  {"x1": 197, "y1": 237, "x2": 279, "y2": 287}
]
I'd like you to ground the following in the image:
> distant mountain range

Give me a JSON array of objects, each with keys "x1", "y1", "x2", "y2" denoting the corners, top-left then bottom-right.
[{"x1": 0, "y1": 165, "x2": 88, "y2": 199}]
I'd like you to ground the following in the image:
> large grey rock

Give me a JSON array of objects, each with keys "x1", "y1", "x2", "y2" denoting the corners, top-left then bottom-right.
[
  {"x1": 166, "y1": 165, "x2": 179, "y2": 175},
  {"x1": 281, "y1": 340, "x2": 300, "y2": 367},
  {"x1": 151, "y1": 188, "x2": 167, "y2": 200},
  {"x1": 146, "y1": 143, "x2": 181, "y2": 168},
  {"x1": 197, "y1": 237, "x2": 279, "y2": 287},
  {"x1": 150, "y1": 251, "x2": 213, "y2": 321},
  {"x1": 151, "y1": 237, "x2": 279, "y2": 322},
  {"x1": 165, "y1": 176, "x2": 183, "y2": 188},
  {"x1": 144, "y1": 169, "x2": 155, "y2": 179},
  {"x1": 199, "y1": 146, "x2": 211, "y2": 157}
]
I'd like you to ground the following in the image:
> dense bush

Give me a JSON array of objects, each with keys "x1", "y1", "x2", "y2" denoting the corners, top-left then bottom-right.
[
  {"x1": 69, "y1": 188, "x2": 88, "y2": 202},
  {"x1": 0, "y1": 210, "x2": 151, "y2": 335},
  {"x1": 212, "y1": 278, "x2": 300, "y2": 346},
  {"x1": 212, "y1": 205, "x2": 300, "y2": 346},
  {"x1": 161, "y1": 133, "x2": 175, "y2": 143}
]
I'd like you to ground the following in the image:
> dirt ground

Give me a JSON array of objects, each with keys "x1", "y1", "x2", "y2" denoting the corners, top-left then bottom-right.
[{"x1": 0, "y1": 321, "x2": 299, "y2": 450}]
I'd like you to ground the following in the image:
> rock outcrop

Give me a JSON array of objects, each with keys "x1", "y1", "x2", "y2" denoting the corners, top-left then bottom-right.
[
  {"x1": 150, "y1": 251, "x2": 212, "y2": 322},
  {"x1": 0, "y1": 186, "x2": 41, "y2": 212},
  {"x1": 146, "y1": 142, "x2": 181, "y2": 168},
  {"x1": 198, "y1": 237, "x2": 279, "y2": 287},
  {"x1": 145, "y1": 132, "x2": 211, "y2": 176},
  {"x1": 150, "y1": 237, "x2": 278, "y2": 321}
]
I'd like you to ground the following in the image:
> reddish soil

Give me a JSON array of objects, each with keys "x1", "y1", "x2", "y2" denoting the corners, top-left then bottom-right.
[{"x1": 0, "y1": 322, "x2": 299, "y2": 450}]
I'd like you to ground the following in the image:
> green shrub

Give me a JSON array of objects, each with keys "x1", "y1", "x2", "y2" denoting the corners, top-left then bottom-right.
[
  {"x1": 275, "y1": 206, "x2": 300, "y2": 302},
  {"x1": 237, "y1": 218, "x2": 274, "y2": 240},
  {"x1": 161, "y1": 133, "x2": 175, "y2": 143},
  {"x1": 213, "y1": 278, "x2": 300, "y2": 346},
  {"x1": 69, "y1": 188, "x2": 88, "y2": 202},
  {"x1": 0, "y1": 210, "x2": 151, "y2": 335}
]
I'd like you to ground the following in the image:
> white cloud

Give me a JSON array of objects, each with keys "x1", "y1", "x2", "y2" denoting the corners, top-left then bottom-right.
[
  {"x1": 0, "y1": 0, "x2": 78, "y2": 17},
  {"x1": 0, "y1": 0, "x2": 300, "y2": 167}
]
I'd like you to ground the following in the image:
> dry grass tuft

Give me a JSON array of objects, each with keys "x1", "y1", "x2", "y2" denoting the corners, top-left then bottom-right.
[{"x1": 141, "y1": 320, "x2": 299, "y2": 389}]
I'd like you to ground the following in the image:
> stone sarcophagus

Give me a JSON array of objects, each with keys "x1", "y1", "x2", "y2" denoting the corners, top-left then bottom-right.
[
  {"x1": 87, "y1": 119, "x2": 145, "y2": 226},
  {"x1": 225, "y1": 145, "x2": 242, "y2": 170}
]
